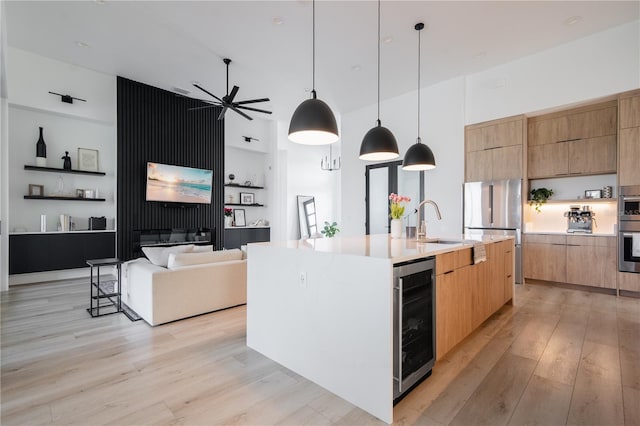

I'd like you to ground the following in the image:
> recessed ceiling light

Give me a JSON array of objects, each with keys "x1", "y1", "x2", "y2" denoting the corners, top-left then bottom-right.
[
  {"x1": 272, "y1": 17, "x2": 284, "y2": 25},
  {"x1": 191, "y1": 80, "x2": 200, "y2": 86},
  {"x1": 351, "y1": 65, "x2": 362, "y2": 72},
  {"x1": 173, "y1": 87, "x2": 190, "y2": 95},
  {"x1": 94, "y1": 0, "x2": 106, "y2": 4},
  {"x1": 564, "y1": 16, "x2": 582, "y2": 26},
  {"x1": 304, "y1": 87, "x2": 311, "y2": 92},
  {"x1": 75, "y1": 41, "x2": 90, "y2": 48},
  {"x1": 382, "y1": 36, "x2": 393, "y2": 44}
]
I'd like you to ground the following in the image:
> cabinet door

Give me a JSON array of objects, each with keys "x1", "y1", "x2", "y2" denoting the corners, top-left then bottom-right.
[
  {"x1": 524, "y1": 241, "x2": 566, "y2": 283},
  {"x1": 436, "y1": 266, "x2": 471, "y2": 359},
  {"x1": 566, "y1": 236, "x2": 616, "y2": 289},
  {"x1": 465, "y1": 127, "x2": 485, "y2": 152},
  {"x1": 471, "y1": 260, "x2": 492, "y2": 329},
  {"x1": 619, "y1": 271, "x2": 640, "y2": 292},
  {"x1": 568, "y1": 135, "x2": 617, "y2": 175},
  {"x1": 485, "y1": 119, "x2": 523, "y2": 149},
  {"x1": 619, "y1": 127, "x2": 640, "y2": 186},
  {"x1": 568, "y1": 106, "x2": 617, "y2": 140},
  {"x1": 528, "y1": 142, "x2": 568, "y2": 178},
  {"x1": 619, "y1": 95, "x2": 640, "y2": 129},
  {"x1": 503, "y1": 241, "x2": 514, "y2": 304},
  {"x1": 486, "y1": 242, "x2": 504, "y2": 314},
  {"x1": 465, "y1": 149, "x2": 492, "y2": 182},
  {"x1": 528, "y1": 116, "x2": 569, "y2": 146},
  {"x1": 492, "y1": 145, "x2": 522, "y2": 180}
]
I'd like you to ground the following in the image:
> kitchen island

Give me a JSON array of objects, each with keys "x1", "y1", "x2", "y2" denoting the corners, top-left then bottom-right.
[{"x1": 246, "y1": 234, "x2": 514, "y2": 424}]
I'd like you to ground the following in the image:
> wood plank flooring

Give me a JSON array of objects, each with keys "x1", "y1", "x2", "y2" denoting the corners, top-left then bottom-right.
[{"x1": 1, "y1": 279, "x2": 639, "y2": 425}]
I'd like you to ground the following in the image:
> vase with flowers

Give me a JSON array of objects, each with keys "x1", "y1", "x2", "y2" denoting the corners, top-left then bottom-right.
[
  {"x1": 389, "y1": 193, "x2": 411, "y2": 239},
  {"x1": 224, "y1": 207, "x2": 234, "y2": 227}
]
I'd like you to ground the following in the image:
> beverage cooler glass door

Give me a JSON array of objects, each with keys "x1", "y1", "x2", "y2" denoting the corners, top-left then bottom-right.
[{"x1": 393, "y1": 258, "x2": 435, "y2": 401}]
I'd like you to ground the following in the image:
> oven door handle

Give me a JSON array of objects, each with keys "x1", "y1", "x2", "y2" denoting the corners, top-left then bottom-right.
[
  {"x1": 622, "y1": 197, "x2": 640, "y2": 202},
  {"x1": 622, "y1": 233, "x2": 639, "y2": 237}
]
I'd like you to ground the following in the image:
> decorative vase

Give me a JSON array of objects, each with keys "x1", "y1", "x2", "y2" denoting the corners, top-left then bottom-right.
[
  {"x1": 36, "y1": 127, "x2": 47, "y2": 167},
  {"x1": 390, "y1": 219, "x2": 403, "y2": 239},
  {"x1": 62, "y1": 151, "x2": 72, "y2": 170},
  {"x1": 225, "y1": 216, "x2": 234, "y2": 227}
]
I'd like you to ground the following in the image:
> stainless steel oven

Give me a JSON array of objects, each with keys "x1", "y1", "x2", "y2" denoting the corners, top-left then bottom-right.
[{"x1": 619, "y1": 186, "x2": 640, "y2": 273}]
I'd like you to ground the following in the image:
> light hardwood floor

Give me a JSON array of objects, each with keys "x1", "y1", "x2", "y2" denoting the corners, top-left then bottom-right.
[{"x1": 1, "y1": 279, "x2": 639, "y2": 425}]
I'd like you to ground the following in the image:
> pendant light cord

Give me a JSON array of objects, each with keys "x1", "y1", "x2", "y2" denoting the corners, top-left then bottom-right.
[
  {"x1": 312, "y1": 0, "x2": 316, "y2": 96},
  {"x1": 377, "y1": 0, "x2": 381, "y2": 124},
  {"x1": 417, "y1": 25, "x2": 421, "y2": 142}
]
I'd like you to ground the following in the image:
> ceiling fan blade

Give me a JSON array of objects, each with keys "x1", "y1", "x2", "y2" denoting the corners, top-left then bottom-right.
[
  {"x1": 188, "y1": 104, "x2": 221, "y2": 111},
  {"x1": 229, "y1": 105, "x2": 253, "y2": 120},
  {"x1": 193, "y1": 83, "x2": 224, "y2": 103},
  {"x1": 236, "y1": 105, "x2": 272, "y2": 115},
  {"x1": 235, "y1": 98, "x2": 270, "y2": 105},
  {"x1": 227, "y1": 86, "x2": 240, "y2": 103},
  {"x1": 217, "y1": 105, "x2": 229, "y2": 120}
]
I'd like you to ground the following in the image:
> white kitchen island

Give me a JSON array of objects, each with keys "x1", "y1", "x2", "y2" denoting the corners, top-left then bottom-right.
[{"x1": 246, "y1": 234, "x2": 514, "y2": 424}]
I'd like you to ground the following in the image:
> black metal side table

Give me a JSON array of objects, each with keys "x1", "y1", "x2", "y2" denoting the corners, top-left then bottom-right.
[{"x1": 86, "y1": 258, "x2": 123, "y2": 317}]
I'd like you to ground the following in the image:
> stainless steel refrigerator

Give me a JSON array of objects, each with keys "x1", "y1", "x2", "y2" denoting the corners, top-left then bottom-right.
[{"x1": 463, "y1": 179, "x2": 522, "y2": 284}]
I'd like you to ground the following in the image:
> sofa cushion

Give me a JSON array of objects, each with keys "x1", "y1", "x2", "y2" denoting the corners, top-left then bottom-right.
[
  {"x1": 167, "y1": 249, "x2": 243, "y2": 270},
  {"x1": 142, "y1": 244, "x2": 194, "y2": 267},
  {"x1": 192, "y1": 245, "x2": 214, "y2": 253}
]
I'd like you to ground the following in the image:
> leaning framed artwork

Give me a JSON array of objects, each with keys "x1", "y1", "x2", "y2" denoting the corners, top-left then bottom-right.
[
  {"x1": 240, "y1": 192, "x2": 255, "y2": 205},
  {"x1": 234, "y1": 209, "x2": 246, "y2": 227},
  {"x1": 78, "y1": 148, "x2": 99, "y2": 172},
  {"x1": 28, "y1": 184, "x2": 44, "y2": 197}
]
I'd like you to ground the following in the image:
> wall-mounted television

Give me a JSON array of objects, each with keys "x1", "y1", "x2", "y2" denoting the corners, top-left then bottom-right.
[{"x1": 146, "y1": 162, "x2": 213, "y2": 204}]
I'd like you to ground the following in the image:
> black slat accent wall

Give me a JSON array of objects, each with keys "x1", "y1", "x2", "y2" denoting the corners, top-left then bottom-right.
[{"x1": 117, "y1": 77, "x2": 224, "y2": 260}]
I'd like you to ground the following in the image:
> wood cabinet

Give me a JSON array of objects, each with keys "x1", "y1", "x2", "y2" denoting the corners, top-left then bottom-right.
[
  {"x1": 527, "y1": 101, "x2": 617, "y2": 179},
  {"x1": 436, "y1": 240, "x2": 514, "y2": 359},
  {"x1": 524, "y1": 234, "x2": 616, "y2": 290},
  {"x1": 566, "y1": 236, "x2": 617, "y2": 289},
  {"x1": 618, "y1": 91, "x2": 640, "y2": 186},
  {"x1": 619, "y1": 271, "x2": 640, "y2": 292},
  {"x1": 465, "y1": 116, "x2": 525, "y2": 182},
  {"x1": 524, "y1": 234, "x2": 567, "y2": 283}
]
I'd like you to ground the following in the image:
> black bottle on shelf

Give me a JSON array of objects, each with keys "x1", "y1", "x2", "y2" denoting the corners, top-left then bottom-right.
[
  {"x1": 62, "y1": 151, "x2": 72, "y2": 170},
  {"x1": 36, "y1": 127, "x2": 47, "y2": 167}
]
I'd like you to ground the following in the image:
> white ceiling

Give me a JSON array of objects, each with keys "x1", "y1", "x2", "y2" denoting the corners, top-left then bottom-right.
[{"x1": 5, "y1": 1, "x2": 639, "y2": 120}]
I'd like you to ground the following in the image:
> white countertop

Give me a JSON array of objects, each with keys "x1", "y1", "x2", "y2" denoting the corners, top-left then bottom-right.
[
  {"x1": 523, "y1": 231, "x2": 616, "y2": 237},
  {"x1": 253, "y1": 233, "x2": 513, "y2": 263}
]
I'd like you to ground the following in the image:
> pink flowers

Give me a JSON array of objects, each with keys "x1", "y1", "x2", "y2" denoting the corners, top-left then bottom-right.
[{"x1": 389, "y1": 193, "x2": 411, "y2": 219}]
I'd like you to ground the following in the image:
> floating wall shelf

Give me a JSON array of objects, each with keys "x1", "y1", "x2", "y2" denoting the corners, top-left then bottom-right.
[
  {"x1": 24, "y1": 165, "x2": 106, "y2": 176},
  {"x1": 224, "y1": 183, "x2": 264, "y2": 189},
  {"x1": 224, "y1": 203, "x2": 265, "y2": 207},
  {"x1": 24, "y1": 196, "x2": 106, "y2": 202}
]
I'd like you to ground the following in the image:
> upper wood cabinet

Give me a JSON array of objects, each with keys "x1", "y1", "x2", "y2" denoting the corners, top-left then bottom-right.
[
  {"x1": 618, "y1": 90, "x2": 640, "y2": 186},
  {"x1": 465, "y1": 115, "x2": 525, "y2": 182},
  {"x1": 527, "y1": 101, "x2": 617, "y2": 179}
]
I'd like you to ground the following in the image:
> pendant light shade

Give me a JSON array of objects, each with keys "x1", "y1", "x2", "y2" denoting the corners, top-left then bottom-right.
[
  {"x1": 288, "y1": 0, "x2": 339, "y2": 145},
  {"x1": 402, "y1": 138, "x2": 436, "y2": 171},
  {"x1": 289, "y1": 91, "x2": 339, "y2": 145},
  {"x1": 359, "y1": 0, "x2": 399, "y2": 161},
  {"x1": 402, "y1": 22, "x2": 436, "y2": 171}
]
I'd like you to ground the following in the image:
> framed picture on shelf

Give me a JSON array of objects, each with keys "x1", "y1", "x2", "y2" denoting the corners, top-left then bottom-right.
[
  {"x1": 28, "y1": 184, "x2": 44, "y2": 197},
  {"x1": 584, "y1": 189, "x2": 602, "y2": 199},
  {"x1": 76, "y1": 189, "x2": 85, "y2": 198},
  {"x1": 234, "y1": 209, "x2": 246, "y2": 227},
  {"x1": 77, "y1": 148, "x2": 99, "y2": 172},
  {"x1": 84, "y1": 189, "x2": 95, "y2": 199},
  {"x1": 240, "y1": 192, "x2": 255, "y2": 205}
]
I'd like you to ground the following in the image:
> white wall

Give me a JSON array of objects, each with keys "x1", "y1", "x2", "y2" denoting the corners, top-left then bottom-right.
[
  {"x1": 341, "y1": 21, "x2": 639, "y2": 239},
  {"x1": 465, "y1": 20, "x2": 640, "y2": 124},
  {"x1": 0, "y1": 0, "x2": 8, "y2": 291},
  {"x1": 6, "y1": 47, "x2": 116, "y2": 284},
  {"x1": 341, "y1": 77, "x2": 466, "y2": 238}
]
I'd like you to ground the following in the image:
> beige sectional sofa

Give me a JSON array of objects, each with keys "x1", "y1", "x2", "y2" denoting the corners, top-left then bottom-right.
[{"x1": 121, "y1": 247, "x2": 247, "y2": 326}]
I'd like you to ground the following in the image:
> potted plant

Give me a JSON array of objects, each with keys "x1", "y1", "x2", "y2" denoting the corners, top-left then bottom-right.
[
  {"x1": 321, "y1": 221, "x2": 340, "y2": 238},
  {"x1": 529, "y1": 188, "x2": 554, "y2": 213}
]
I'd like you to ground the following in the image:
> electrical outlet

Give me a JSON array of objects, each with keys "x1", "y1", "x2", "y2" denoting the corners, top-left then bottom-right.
[{"x1": 299, "y1": 272, "x2": 307, "y2": 288}]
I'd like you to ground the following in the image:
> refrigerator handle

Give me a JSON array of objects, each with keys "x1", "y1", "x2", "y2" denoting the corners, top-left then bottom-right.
[{"x1": 489, "y1": 184, "x2": 494, "y2": 225}]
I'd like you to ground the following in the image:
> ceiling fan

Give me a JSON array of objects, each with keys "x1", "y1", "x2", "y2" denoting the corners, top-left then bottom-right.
[{"x1": 190, "y1": 58, "x2": 271, "y2": 121}]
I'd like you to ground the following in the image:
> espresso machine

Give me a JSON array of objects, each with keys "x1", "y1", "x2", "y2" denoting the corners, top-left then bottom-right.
[{"x1": 564, "y1": 205, "x2": 596, "y2": 233}]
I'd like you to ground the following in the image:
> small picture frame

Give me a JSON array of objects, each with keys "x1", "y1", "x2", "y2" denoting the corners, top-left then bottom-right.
[
  {"x1": 76, "y1": 189, "x2": 85, "y2": 198},
  {"x1": 77, "y1": 148, "x2": 99, "y2": 172},
  {"x1": 28, "y1": 184, "x2": 44, "y2": 197},
  {"x1": 234, "y1": 209, "x2": 246, "y2": 227},
  {"x1": 584, "y1": 189, "x2": 602, "y2": 199},
  {"x1": 83, "y1": 189, "x2": 94, "y2": 199},
  {"x1": 240, "y1": 192, "x2": 255, "y2": 205}
]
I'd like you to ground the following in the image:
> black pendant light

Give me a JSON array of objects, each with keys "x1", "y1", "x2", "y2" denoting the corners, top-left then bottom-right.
[
  {"x1": 402, "y1": 22, "x2": 436, "y2": 171},
  {"x1": 359, "y1": 0, "x2": 399, "y2": 161},
  {"x1": 288, "y1": 0, "x2": 339, "y2": 145}
]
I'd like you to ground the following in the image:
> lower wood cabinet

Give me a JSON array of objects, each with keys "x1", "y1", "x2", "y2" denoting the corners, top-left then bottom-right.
[
  {"x1": 436, "y1": 239, "x2": 515, "y2": 359},
  {"x1": 524, "y1": 234, "x2": 616, "y2": 289},
  {"x1": 619, "y1": 271, "x2": 640, "y2": 292}
]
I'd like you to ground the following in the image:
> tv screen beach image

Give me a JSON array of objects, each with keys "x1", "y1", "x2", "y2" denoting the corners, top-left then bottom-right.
[{"x1": 146, "y1": 162, "x2": 213, "y2": 204}]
